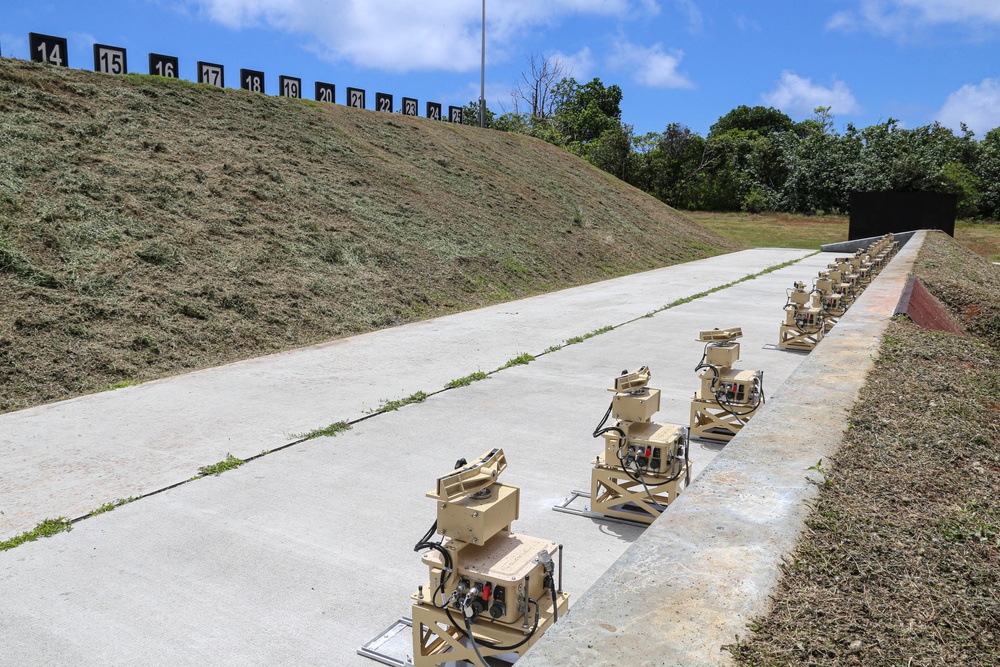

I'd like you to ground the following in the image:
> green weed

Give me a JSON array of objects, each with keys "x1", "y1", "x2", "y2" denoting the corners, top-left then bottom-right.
[
  {"x1": 500, "y1": 353, "x2": 535, "y2": 369},
  {"x1": 371, "y1": 391, "x2": 429, "y2": 413},
  {"x1": 447, "y1": 372, "x2": 488, "y2": 389},
  {"x1": 196, "y1": 454, "x2": 245, "y2": 478},
  {"x1": 103, "y1": 380, "x2": 137, "y2": 391},
  {"x1": 294, "y1": 421, "x2": 352, "y2": 440},
  {"x1": 565, "y1": 325, "x2": 614, "y2": 345},
  {"x1": 0, "y1": 518, "x2": 73, "y2": 552},
  {"x1": 90, "y1": 497, "x2": 139, "y2": 516}
]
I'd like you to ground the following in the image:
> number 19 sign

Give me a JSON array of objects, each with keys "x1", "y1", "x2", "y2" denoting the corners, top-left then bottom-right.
[{"x1": 280, "y1": 76, "x2": 301, "y2": 99}]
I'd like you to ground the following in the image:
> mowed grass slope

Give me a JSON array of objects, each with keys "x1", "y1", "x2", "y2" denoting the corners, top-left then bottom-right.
[{"x1": 0, "y1": 59, "x2": 738, "y2": 413}]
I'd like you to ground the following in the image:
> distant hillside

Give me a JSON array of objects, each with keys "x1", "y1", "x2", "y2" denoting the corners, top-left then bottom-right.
[{"x1": 0, "y1": 58, "x2": 739, "y2": 413}]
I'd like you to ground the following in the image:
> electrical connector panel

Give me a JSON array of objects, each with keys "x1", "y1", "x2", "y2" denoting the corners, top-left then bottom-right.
[{"x1": 421, "y1": 532, "x2": 557, "y2": 625}]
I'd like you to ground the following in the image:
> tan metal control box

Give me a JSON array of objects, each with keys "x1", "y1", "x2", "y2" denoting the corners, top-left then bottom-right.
[
  {"x1": 436, "y1": 482, "x2": 519, "y2": 545},
  {"x1": 611, "y1": 387, "x2": 660, "y2": 423},
  {"x1": 422, "y1": 531, "x2": 556, "y2": 625},
  {"x1": 706, "y1": 341, "x2": 740, "y2": 367}
]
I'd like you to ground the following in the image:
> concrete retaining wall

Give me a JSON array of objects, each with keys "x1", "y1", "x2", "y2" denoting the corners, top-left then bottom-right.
[{"x1": 520, "y1": 232, "x2": 926, "y2": 667}]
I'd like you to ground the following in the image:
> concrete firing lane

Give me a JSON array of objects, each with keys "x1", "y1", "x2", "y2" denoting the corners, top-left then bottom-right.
[
  {"x1": 0, "y1": 248, "x2": 812, "y2": 541},
  {"x1": 0, "y1": 252, "x2": 838, "y2": 666}
]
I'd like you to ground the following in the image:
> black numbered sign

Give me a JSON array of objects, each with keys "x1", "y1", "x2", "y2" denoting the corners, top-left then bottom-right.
[
  {"x1": 240, "y1": 68, "x2": 265, "y2": 93},
  {"x1": 315, "y1": 82, "x2": 336, "y2": 104},
  {"x1": 449, "y1": 106, "x2": 463, "y2": 124},
  {"x1": 346, "y1": 87, "x2": 366, "y2": 109},
  {"x1": 402, "y1": 97, "x2": 418, "y2": 116},
  {"x1": 94, "y1": 44, "x2": 127, "y2": 74},
  {"x1": 29, "y1": 33, "x2": 68, "y2": 67},
  {"x1": 280, "y1": 76, "x2": 301, "y2": 99},
  {"x1": 197, "y1": 61, "x2": 225, "y2": 87},
  {"x1": 375, "y1": 92, "x2": 393, "y2": 113},
  {"x1": 426, "y1": 102, "x2": 442, "y2": 121},
  {"x1": 149, "y1": 54, "x2": 178, "y2": 78}
]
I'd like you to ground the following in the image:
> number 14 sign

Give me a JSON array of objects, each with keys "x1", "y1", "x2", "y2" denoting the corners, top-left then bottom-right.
[{"x1": 29, "y1": 33, "x2": 68, "y2": 67}]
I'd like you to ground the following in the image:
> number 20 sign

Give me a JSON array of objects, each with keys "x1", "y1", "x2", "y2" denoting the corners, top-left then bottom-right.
[
  {"x1": 315, "y1": 82, "x2": 336, "y2": 104},
  {"x1": 94, "y1": 44, "x2": 127, "y2": 74}
]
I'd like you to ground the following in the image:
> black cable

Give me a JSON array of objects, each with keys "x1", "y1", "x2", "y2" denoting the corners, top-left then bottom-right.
[
  {"x1": 712, "y1": 373, "x2": 765, "y2": 422},
  {"x1": 445, "y1": 598, "x2": 540, "y2": 651},
  {"x1": 550, "y1": 586, "x2": 558, "y2": 624},
  {"x1": 463, "y1": 608, "x2": 489, "y2": 667},
  {"x1": 592, "y1": 399, "x2": 614, "y2": 438},
  {"x1": 414, "y1": 519, "x2": 453, "y2": 608},
  {"x1": 636, "y1": 469, "x2": 667, "y2": 512}
]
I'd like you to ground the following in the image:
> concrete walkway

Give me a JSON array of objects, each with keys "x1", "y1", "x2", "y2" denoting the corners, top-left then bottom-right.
[
  {"x1": 1, "y1": 248, "x2": 839, "y2": 666},
  {"x1": 1, "y1": 248, "x2": 810, "y2": 541}
]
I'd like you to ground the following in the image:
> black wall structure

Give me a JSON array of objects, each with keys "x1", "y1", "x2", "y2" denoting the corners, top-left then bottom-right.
[{"x1": 849, "y1": 191, "x2": 956, "y2": 240}]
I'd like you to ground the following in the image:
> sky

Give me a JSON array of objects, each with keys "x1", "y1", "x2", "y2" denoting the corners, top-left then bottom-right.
[{"x1": 3, "y1": 1, "x2": 1000, "y2": 138}]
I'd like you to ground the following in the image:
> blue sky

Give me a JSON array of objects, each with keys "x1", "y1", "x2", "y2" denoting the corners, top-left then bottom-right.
[{"x1": 3, "y1": 1, "x2": 999, "y2": 137}]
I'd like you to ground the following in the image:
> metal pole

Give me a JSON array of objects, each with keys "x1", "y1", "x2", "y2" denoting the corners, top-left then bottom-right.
[{"x1": 480, "y1": 0, "x2": 486, "y2": 128}]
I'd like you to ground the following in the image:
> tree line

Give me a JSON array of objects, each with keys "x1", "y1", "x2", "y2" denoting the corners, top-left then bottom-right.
[{"x1": 462, "y1": 61, "x2": 1000, "y2": 220}]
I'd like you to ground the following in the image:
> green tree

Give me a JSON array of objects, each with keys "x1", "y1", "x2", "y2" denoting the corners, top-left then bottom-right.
[
  {"x1": 777, "y1": 107, "x2": 857, "y2": 214},
  {"x1": 976, "y1": 127, "x2": 1000, "y2": 219},
  {"x1": 585, "y1": 123, "x2": 636, "y2": 181},
  {"x1": 551, "y1": 77, "x2": 624, "y2": 149},
  {"x1": 708, "y1": 105, "x2": 794, "y2": 138},
  {"x1": 460, "y1": 100, "x2": 496, "y2": 128}
]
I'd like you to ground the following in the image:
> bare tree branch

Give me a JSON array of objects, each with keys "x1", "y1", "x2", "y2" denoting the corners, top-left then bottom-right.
[{"x1": 511, "y1": 54, "x2": 566, "y2": 119}]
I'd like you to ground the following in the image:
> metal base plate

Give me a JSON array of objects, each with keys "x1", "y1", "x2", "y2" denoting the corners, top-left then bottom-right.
[
  {"x1": 552, "y1": 490, "x2": 655, "y2": 527},
  {"x1": 358, "y1": 617, "x2": 414, "y2": 667}
]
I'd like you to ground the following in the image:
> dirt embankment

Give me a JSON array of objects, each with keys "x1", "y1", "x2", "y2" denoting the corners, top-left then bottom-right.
[
  {"x1": 729, "y1": 232, "x2": 1000, "y2": 666},
  {"x1": 0, "y1": 58, "x2": 738, "y2": 413}
]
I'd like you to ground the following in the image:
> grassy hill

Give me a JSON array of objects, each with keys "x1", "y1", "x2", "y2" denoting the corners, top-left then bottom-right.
[{"x1": 0, "y1": 58, "x2": 738, "y2": 413}]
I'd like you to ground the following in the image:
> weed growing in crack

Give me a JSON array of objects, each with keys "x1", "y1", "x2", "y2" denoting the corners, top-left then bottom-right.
[
  {"x1": 371, "y1": 391, "x2": 429, "y2": 413},
  {"x1": 0, "y1": 518, "x2": 73, "y2": 552},
  {"x1": 90, "y1": 497, "x2": 139, "y2": 516},
  {"x1": 500, "y1": 353, "x2": 535, "y2": 369},
  {"x1": 447, "y1": 372, "x2": 488, "y2": 389},
  {"x1": 294, "y1": 421, "x2": 352, "y2": 440},
  {"x1": 195, "y1": 454, "x2": 245, "y2": 478}
]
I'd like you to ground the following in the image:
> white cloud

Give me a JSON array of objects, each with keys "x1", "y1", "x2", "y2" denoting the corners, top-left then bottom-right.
[
  {"x1": 184, "y1": 0, "x2": 656, "y2": 73},
  {"x1": 734, "y1": 15, "x2": 762, "y2": 32},
  {"x1": 548, "y1": 47, "x2": 594, "y2": 81},
  {"x1": 610, "y1": 40, "x2": 694, "y2": 89},
  {"x1": 0, "y1": 33, "x2": 27, "y2": 59},
  {"x1": 936, "y1": 78, "x2": 1000, "y2": 136},
  {"x1": 762, "y1": 71, "x2": 861, "y2": 116},
  {"x1": 828, "y1": 0, "x2": 1000, "y2": 37},
  {"x1": 673, "y1": 0, "x2": 703, "y2": 33}
]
